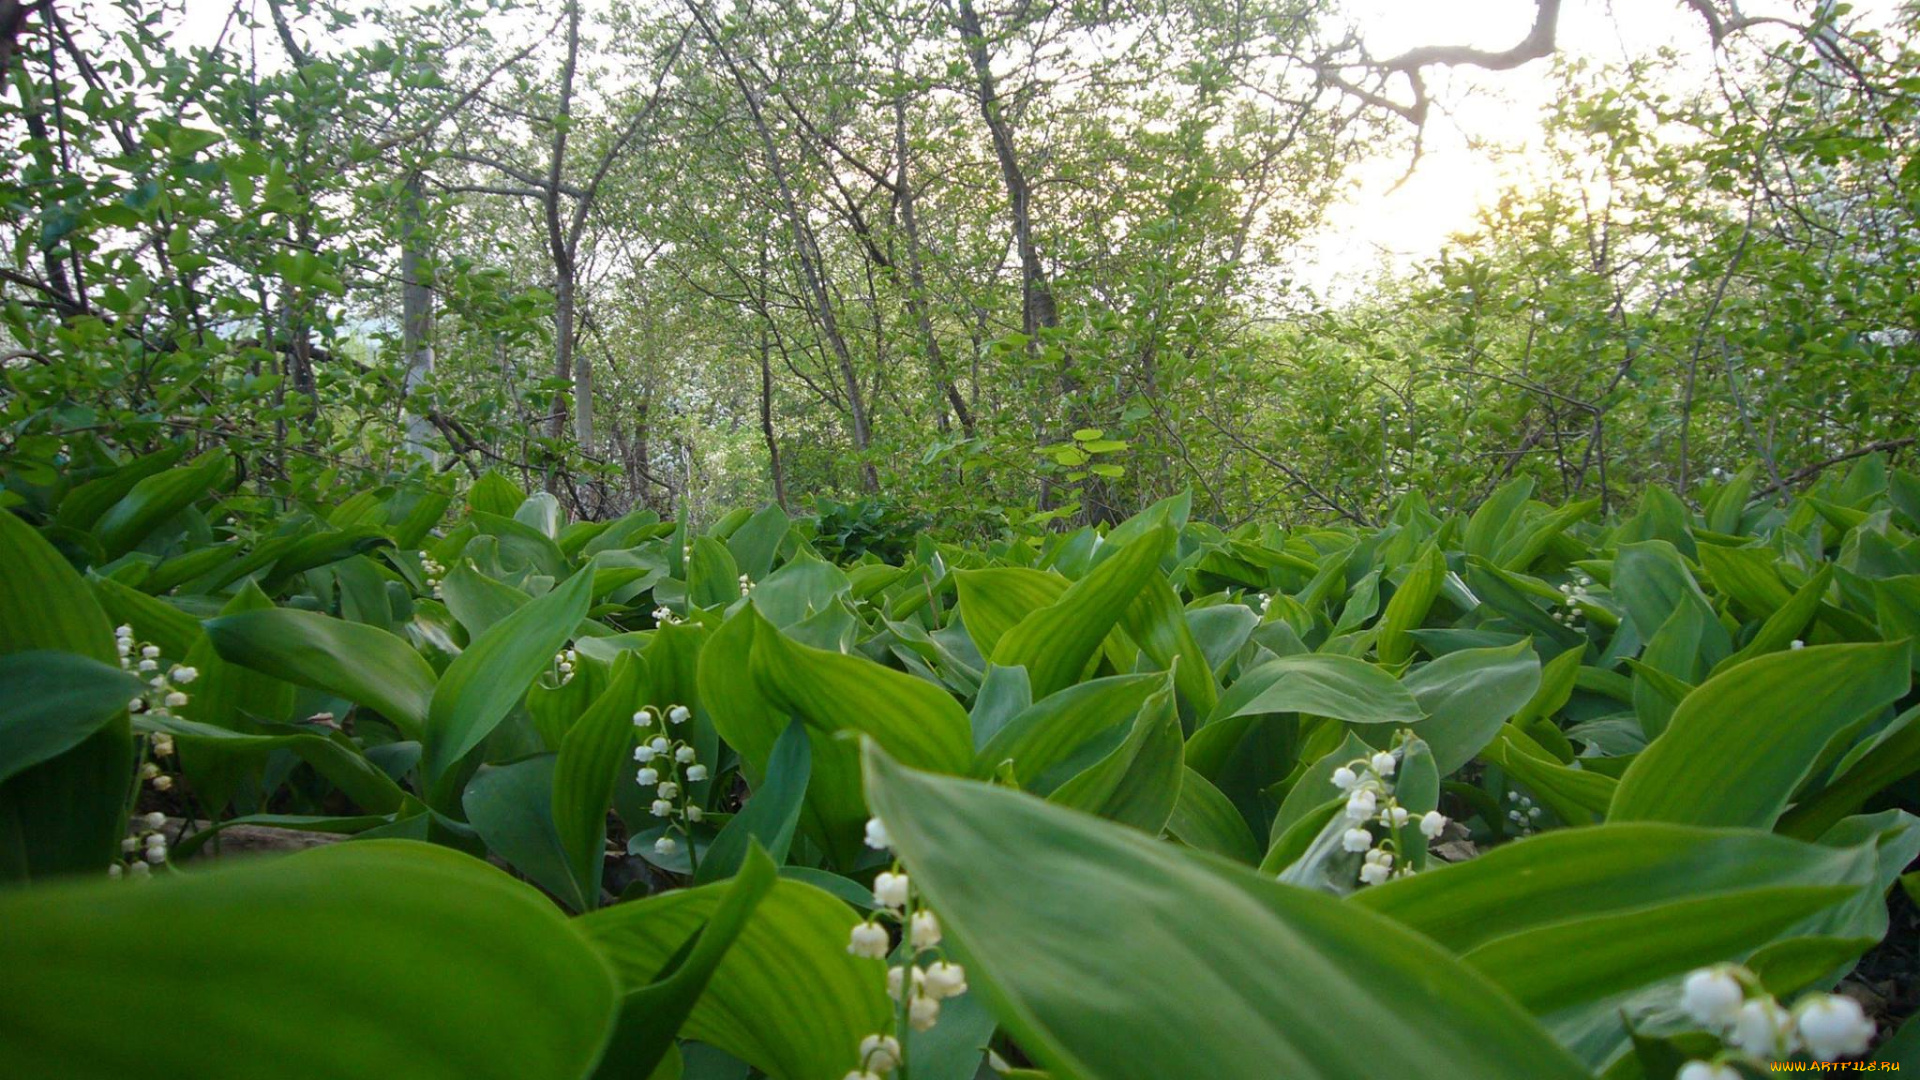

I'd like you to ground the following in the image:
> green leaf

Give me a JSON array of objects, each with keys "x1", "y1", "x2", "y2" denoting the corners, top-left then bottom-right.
[
  {"x1": 696, "y1": 719, "x2": 811, "y2": 885},
  {"x1": 554, "y1": 653, "x2": 646, "y2": 905},
  {"x1": 579, "y1": 875, "x2": 889, "y2": 1080},
  {"x1": 863, "y1": 746, "x2": 1593, "y2": 1080},
  {"x1": 593, "y1": 846, "x2": 777, "y2": 1080},
  {"x1": 1167, "y1": 767, "x2": 1261, "y2": 863},
  {"x1": 93, "y1": 450, "x2": 230, "y2": 558},
  {"x1": 139, "y1": 714, "x2": 411, "y2": 814},
  {"x1": 205, "y1": 608, "x2": 436, "y2": 740},
  {"x1": 993, "y1": 527, "x2": 1171, "y2": 698},
  {"x1": 468, "y1": 470, "x2": 528, "y2": 517},
  {"x1": 1048, "y1": 679, "x2": 1183, "y2": 833},
  {"x1": 425, "y1": 567, "x2": 594, "y2": 791},
  {"x1": 0, "y1": 510, "x2": 130, "y2": 881},
  {"x1": 1353, "y1": 823, "x2": 1876, "y2": 1016},
  {"x1": 1610, "y1": 642, "x2": 1913, "y2": 828},
  {"x1": 748, "y1": 605, "x2": 972, "y2": 775},
  {"x1": 1377, "y1": 543, "x2": 1445, "y2": 666},
  {"x1": 0, "y1": 840, "x2": 618, "y2": 1080},
  {"x1": 0, "y1": 652, "x2": 141, "y2": 783},
  {"x1": 974, "y1": 673, "x2": 1162, "y2": 788},
  {"x1": 1119, "y1": 571, "x2": 1217, "y2": 715},
  {"x1": 954, "y1": 567, "x2": 1066, "y2": 658},
  {"x1": 726, "y1": 504, "x2": 790, "y2": 581},
  {"x1": 1186, "y1": 653, "x2": 1421, "y2": 781},
  {"x1": 464, "y1": 753, "x2": 591, "y2": 912},
  {"x1": 1403, "y1": 641, "x2": 1544, "y2": 775}
]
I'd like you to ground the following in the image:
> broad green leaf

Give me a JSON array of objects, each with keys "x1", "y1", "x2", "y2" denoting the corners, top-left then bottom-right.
[
  {"x1": 0, "y1": 840, "x2": 617, "y2": 1080},
  {"x1": 954, "y1": 567, "x2": 1066, "y2": 658},
  {"x1": 464, "y1": 754, "x2": 591, "y2": 912},
  {"x1": 0, "y1": 510, "x2": 130, "y2": 881},
  {"x1": 93, "y1": 449, "x2": 229, "y2": 557},
  {"x1": 993, "y1": 527, "x2": 1171, "y2": 698},
  {"x1": 1353, "y1": 823, "x2": 1876, "y2": 1016},
  {"x1": 1167, "y1": 766, "x2": 1261, "y2": 864},
  {"x1": 426, "y1": 567, "x2": 594, "y2": 790},
  {"x1": 1376, "y1": 543, "x2": 1444, "y2": 666},
  {"x1": 1187, "y1": 653, "x2": 1420, "y2": 781},
  {"x1": 0, "y1": 652, "x2": 141, "y2": 784},
  {"x1": 579, "y1": 875, "x2": 889, "y2": 1080},
  {"x1": 1610, "y1": 642, "x2": 1913, "y2": 828},
  {"x1": 468, "y1": 470, "x2": 528, "y2": 517},
  {"x1": 205, "y1": 608, "x2": 436, "y2": 740},
  {"x1": 441, "y1": 560, "x2": 531, "y2": 637},
  {"x1": 1403, "y1": 641, "x2": 1543, "y2": 774},
  {"x1": 554, "y1": 653, "x2": 646, "y2": 905},
  {"x1": 593, "y1": 847, "x2": 776, "y2": 1080},
  {"x1": 139, "y1": 714, "x2": 410, "y2": 814},
  {"x1": 976, "y1": 673, "x2": 1162, "y2": 788},
  {"x1": 863, "y1": 747, "x2": 1593, "y2": 1080},
  {"x1": 696, "y1": 718, "x2": 810, "y2": 885},
  {"x1": 1118, "y1": 571, "x2": 1217, "y2": 715},
  {"x1": 748, "y1": 605, "x2": 971, "y2": 775},
  {"x1": 726, "y1": 504, "x2": 789, "y2": 581},
  {"x1": 1048, "y1": 680, "x2": 1183, "y2": 833}
]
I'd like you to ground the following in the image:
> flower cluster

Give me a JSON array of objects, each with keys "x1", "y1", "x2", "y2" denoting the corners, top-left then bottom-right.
[
  {"x1": 1505, "y1": 789, "x2": 1543, "y2": 836},
  {"x1": 651, "y1": 605, "x2": 681, "y2": 626},
  {"x1": 118, "y1": 625, "x2": 193, "y2": 792},
  {"x1": 1253, "y1": 592, "x2": 1272, "y2": 616},
  {"x1": 1328, "y1": 741, "x2": 1445, "y2": 886},
  {"x1": 421, "y1": 555, "x2": 447, "y2": 599},
  {"x1": 738, "y1": 572, "x2": 754, "y2": 595},
  {"x1": 633, "y1": 704, "x2": 702, "y2": 857},
  {"x1": 1552, "y1": 573, "x2": 1593, "y2": 629},
  {"x1": 110, "y1": 811, "x2": 172, "y2": 879},
  {"x1": 1678, "y1": 964, "x2": 1876, "y2": 1069},
  {"x1": 844, "y1": 817, "x2": 969, "y2": 1079},
  {"x1": 547, "y1": 647, "x2": 579, "y2": 688}
]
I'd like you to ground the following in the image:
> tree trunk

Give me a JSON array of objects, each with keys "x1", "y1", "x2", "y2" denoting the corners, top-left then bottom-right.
[
  {"x1": 698, "y1": 10, "x2": 876, "y2": 490},
  {"x1": 398, "y1": 174, "x2": 438, "y2": 463},
  {"x1": 894, "y1": 89, "x2": 973, "y2": 436}
]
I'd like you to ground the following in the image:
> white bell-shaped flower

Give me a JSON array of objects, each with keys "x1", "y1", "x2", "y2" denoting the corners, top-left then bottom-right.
[
  {"x1": 847, "y1": 921, "x2": 889, "y2": 959},
  {"x1": 924, "y1": 960, "x2": 968, "y2": 1000},
  {"x1": 634, "y1": 745, "x2": 657, "y2": 764},
  {"x1": 1729, "y1": 997, "x2": 1797, "y2": 1057},
  {"x1": 650, "y1": 736, "x2": 670, "y2": 753},
  {"x1": 1341, "y1": 828, "x2": 1372, "y2": 853},
  {"x1": 909, "y1": 995, "x2": 941, "y2": 1032},
  {"x1": 1344, "y1": 788, "x2": 1377, "y2": 822},
  {"x1": 857, "y1": 1033, "x2": 901, "y2": 1073},
  {"x1": 865, "y1": 818, "x2": 891, "y2": 850},
  {"x1": 1676, "y1": 1062, "x2": 1742, "y2": 1080},
  {"x1": 636, "y1": 767, "x2": 659, "y2": 785},
  {"x1": 685, "y1": 764, "x2": 709, "y2": 782},
  {"x1": 656, "y1": 781, "x2": 680, "y2": 800},
  {"x1": 654, "y1": 835, "x2": 677, "y2": 855},
  {"x1": 873, "y1": 871, "x2": 910, "y2": 910},
  {"x1": 1419, "y1": 811, "x2": 1447, "y2": 839},
  {"x1": 632, "y1": 708, "x2": 655, "y2": 728},
  {"x1": 675, "y1": 746, "x2": 696, "y2": 763},
  {"x1": 1330, "y1": 766, "x2": 1358, "y2": 791},
  {"x1": 1680, "y1": 966, "x2": 1746, "y2": 1029},
  {"x1": 650, "y1": 799, "x2": 674, "y2": 818},
  {"x1": 1795, "y1": 994, "x2": 1875, "y2": 1061},
  {"x1": 1369, "y1": 751, "x2": 1396, "y2": 776},
  {"x1": 668, "y1": 705, "x2": 691, "y2": 725},
  {"x1": 910, "y1": 910, "x2": 941, "y2": 950}
]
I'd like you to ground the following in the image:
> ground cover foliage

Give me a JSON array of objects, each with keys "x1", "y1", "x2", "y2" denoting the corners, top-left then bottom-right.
[{"x1": 2, "y1": 448, "x2": 1920, "y2": 1078}]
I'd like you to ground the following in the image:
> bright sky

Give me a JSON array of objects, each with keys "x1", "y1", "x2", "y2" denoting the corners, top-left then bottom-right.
[{"x1": 1296, "y1": 0, "x2": 1859, "y2": 298}]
